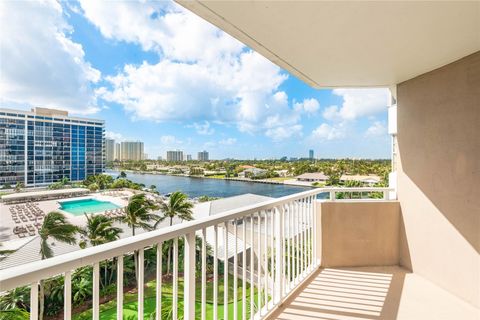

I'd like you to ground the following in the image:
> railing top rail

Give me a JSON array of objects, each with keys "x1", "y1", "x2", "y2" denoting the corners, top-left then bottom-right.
[{"x1": 0, "y1": 187, "x2": 393, "y2": 291}]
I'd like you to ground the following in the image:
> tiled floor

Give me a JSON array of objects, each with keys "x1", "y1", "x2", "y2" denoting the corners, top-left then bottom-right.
[{"x1": 268, "y1": 266, "x2": 479, "y2": 320}]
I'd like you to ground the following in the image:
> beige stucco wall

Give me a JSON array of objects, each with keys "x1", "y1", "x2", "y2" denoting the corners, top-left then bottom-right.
[
  {"x1": 396, "y1": 51, "x2": 480, "y2": 307},
  {"x1": 318, "y1": 201, "x2": 400, "y2": 267}
]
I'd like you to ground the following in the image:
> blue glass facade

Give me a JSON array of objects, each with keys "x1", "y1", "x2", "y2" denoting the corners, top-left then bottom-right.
[{"x1": 0, "y1": 108, "x2": 104, "y2": 187}]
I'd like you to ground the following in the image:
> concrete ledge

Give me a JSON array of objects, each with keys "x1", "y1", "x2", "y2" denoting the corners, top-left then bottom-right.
[{"x1": 318, "y1": 201, "x2": 400, "y2": 267}]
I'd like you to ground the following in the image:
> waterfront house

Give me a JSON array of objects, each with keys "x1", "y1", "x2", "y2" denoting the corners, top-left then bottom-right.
[
  {"x1": 238, "y1": 167, "x2": 268, "y2": 178},
  {"x1": 340, "y1": 174, "x2": 381, "y2": 186},
  {"x1": 296, "y1": 172, "x2": 329, "y2": 182}
]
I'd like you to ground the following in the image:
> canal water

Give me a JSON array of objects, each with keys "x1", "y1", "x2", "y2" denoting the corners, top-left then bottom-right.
[{"x1": 107, "y1": 170, "x2": 317, "y2": 198}]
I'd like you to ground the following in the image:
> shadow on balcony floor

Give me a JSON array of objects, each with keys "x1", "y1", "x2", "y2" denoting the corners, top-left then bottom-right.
[{"x1": 268, "y1": 266, "x2": 478, "y2": 320}]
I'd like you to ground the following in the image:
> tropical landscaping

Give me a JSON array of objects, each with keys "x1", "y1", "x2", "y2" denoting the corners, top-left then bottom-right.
[{"x1": 0, "y1": 179, "x2": 213, "y2": 320}]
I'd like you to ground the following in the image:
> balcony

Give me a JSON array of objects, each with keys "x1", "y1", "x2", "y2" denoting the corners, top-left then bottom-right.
[
  {"x1": 0, "y1": 188, "x2": 396, "y2": 319},
  {"x1": 1, "y1": 187, "x2": 476, "y2": 319}
]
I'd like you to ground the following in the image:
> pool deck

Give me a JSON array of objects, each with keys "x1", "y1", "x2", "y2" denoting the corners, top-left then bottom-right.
[{"x1": 0, "y1": 191, "x2": 131, "y2": 243}]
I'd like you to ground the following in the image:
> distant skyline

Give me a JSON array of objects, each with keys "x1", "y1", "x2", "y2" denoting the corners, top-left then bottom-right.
[{"x1": 0, "y1": 1, "x2": 391, "y2": 160}]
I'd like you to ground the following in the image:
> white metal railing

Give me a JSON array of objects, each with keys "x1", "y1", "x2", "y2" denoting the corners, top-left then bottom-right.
[{"x1": 0, "y1": 187, "x2": 393, "y2": 320}]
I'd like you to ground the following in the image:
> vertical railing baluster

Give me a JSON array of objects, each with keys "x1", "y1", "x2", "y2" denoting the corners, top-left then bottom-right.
[
  {"x1": 93, "y1": 262, "x2": 99, "y2": 320},
  {"x1": 313, "y1": 194, "x2": 317, "y2": 266},
  {"x1": 249, "y1": 213, "x2": 254, "y2": 320},
  {"x1": 263, "y1": 210, "x2": 268, "y2": 310},
  {"x1": 286, "y1": 203, "x2": 291, "y2": 292},
  {"x1": 257, "y1": 212, "x2": 261, "y2": 316},
  {"x1": 30, "y1": 282, "x2": 38, "y2": 320},
  {"x1": 301, "y1": 198, "x2": 306, "y2": 277},
  {"x1": 275, "y1": 205, "x2": 285, "y2": 304},
  {"x1": 138, "y1": 248, "x2": 144, "y2": 319},
  {"x1": 213, "y1": 225, "x2": 219, "y2": 320},
  {"x1": 234, "y1": 219, "x2": 238, "y2": 320},
  {"x1": 64, "y1": 271, "x2": 71, "y2": 320},
  {"x1": 184, "y1": 232, "x2": 196, "y2": 320},
  {"x1": 307, "y1": 196, "x2": 313, "y2": 270},
  {"x1": 242, "y1": 217, "x2": 247, "y2": 320},
  {"x1": 224, "y1": 222, "x2": 229, "y2": 320},
  {"x1": 270, "y1": 209, "x2": 275, "y2": 304},
  {"x1": 173, "y1": 238, "x2": 178, "y2": 320},
  {"x1": 156, "y1": 244, "x2": 162, "y2": 320},
  {"x1": 296, "y1": 200, "x2": 300, "y2": 282},
  {"x1": 201, "y1": 228, "x2": 207, "y2": 320},
  {"x1": 117, "y1": 255, "x2": 123, "y2": 320}
]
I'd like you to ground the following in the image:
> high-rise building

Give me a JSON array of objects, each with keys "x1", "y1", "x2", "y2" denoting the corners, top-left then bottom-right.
[
  {"x1": 0, "y1": 107, "x2": 104, "y2": 187},
  {"x1": 309, "y1": 149, "x2": 314, "y2": 159},
  {"x1": 198, "y1": 150, "x2": 209, "y2": 161},
  {"x1": 186, "y1": 154, "x2": 192, "y2": 161},
  {"x1": 167, "y1": 150, "x2": 183, "y2": 162},
  {"x1": 120, "y1": 141, "x2": 144, "y2": 161},
  {"x1": 114, "y1": 143, "x2": 121, "y2": 161},
  {"x1": 105, "y1": 138, "x2": 115, "y2": 162}
]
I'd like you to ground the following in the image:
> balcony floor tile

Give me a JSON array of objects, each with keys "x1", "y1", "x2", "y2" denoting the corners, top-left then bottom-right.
[{"x1": 269, "y1": 266, "x2": 478, "y2": 320}]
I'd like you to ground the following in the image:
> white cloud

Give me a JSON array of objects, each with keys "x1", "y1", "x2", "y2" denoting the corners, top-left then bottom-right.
[
  {"x1": 0, "y1": 0, "x2": 100, "y2": 114},
  {"x1": 105, "y1": 131, "x2": 126, "y2": 142},
  {"x1": 325, "y1": 89, "x2": 390, "y2": 121},
  {"x1": 219, "y1": 138, "x2": 237, "y2": 145},
  {"x1": 365, "y1": 121, "x2": 387, "y2": 137},
  {"x1": 160, "y1": 135, "x2": 182, "y2": 145},
  {"x1": 80, "y1": 1, "x2": 308, "y2": 141},
  {"x1": 189, "y1": 121, "x2": 214, "y2": 135},
  {"x1": 311, "y1": 123, "x2": 347, "y2": 141},
  {"x1": 294, "y1": 98, "x2": 320, "y2": 114},
  {"x1": 266, "y1": 125, "x2": 303, "y2": 142}
]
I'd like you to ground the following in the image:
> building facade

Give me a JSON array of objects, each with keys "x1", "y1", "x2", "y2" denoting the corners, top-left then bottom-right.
[
  {"x1": 198, "y1": 150, "x2": 209, "y2": 161},
  {"x1": 105, "y1": 138, "x2": 115, "y2": 162},
  {"x1": 309, "y1": 149, "x2": 314, "y2": 159},
  {"x1": 0, "y1": 107, "x2": 104, "y2": 187},
  {"x1": 114, "y1": 143, "x2": 121, "y2": 161},
  {"x1": 167, "y1": 150, "x2": 183, "y2": 162},
  {"x1": 120, "y1": 141, "x2": 144, "y2": 161}
]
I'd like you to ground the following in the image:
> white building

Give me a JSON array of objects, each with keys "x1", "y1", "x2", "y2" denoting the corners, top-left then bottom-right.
[
  {"x1": 114, "y1": 143, "x2": 121, "y2": 161},
  {"x1": 105, "y1": 138, "x2": 115, "y2": 162},
  {"x1": 198, "y1": 150, "x2": 209, "y2": 161},
  {"x1": 167, "y1": 150, "x2": 184, "y2": 162},
  {"x1": 120, "y1": 141, "x2": 144, "y2": 161}
]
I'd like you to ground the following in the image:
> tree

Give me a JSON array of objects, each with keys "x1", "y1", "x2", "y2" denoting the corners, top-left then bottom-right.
[
  {"x1": 156, "y1": 191, "x2": 194, "y2": 274},
  {"x1": 14, "y1": 182, "x2": 24, "y2": 192},
  {"x1": 114, "y1": 194, "x2": 159, "y2": 282},
  {"x1": 0, "y1": 286, "x2": 29, "y2": 312},
  {"x1": 119, "y1": 171, "x2": 127, "y2": 179},
  {"x1": 79, "y1": 214, "x2": 122, "y2": 287},
  {"x1": 37, "y1": 212, "x2": 78, "y2": 320}
]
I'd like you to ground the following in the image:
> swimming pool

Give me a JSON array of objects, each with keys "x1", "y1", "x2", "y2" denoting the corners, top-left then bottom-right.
[{"x1": 59, "y1": 198, "x2": 120, "y2": 216}]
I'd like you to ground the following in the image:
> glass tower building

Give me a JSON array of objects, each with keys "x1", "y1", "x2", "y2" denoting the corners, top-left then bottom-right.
[{"x1": 0, "y1": 107, "x2": 105, "y2": 187}]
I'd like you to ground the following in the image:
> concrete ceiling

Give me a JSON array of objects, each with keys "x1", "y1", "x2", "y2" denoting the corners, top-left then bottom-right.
[{"x1": 177, "y1": 1, "x2": 480, "y2": 88}]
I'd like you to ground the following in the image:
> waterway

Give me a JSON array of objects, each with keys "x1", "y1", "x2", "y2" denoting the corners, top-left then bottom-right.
[{"x1": 107, "y1": 170, "x2": 315, "y2": 198}]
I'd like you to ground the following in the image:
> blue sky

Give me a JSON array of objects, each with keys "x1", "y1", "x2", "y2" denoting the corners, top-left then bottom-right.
[{"x1": 0, "y1": 0, "x2": 391, "y2": 160}]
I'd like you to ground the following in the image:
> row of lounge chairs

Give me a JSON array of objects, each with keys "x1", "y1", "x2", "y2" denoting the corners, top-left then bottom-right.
[
  {"x1": 102, "y1": 191, "x2": 127, "y2": 197},
  {"x1": 9, "y1": 203, "x2": 45, "y2": 224},
  {"x1": 104, "y1": 208, "x2": 126, "y2": 218},
  {"x1": 12, "y1": 223, "x2": 41, "y2": 238}
]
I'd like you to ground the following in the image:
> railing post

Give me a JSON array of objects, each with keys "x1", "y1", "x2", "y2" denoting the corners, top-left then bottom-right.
[
  {"x1": 64, "y1": 271, "x2": 71, "y2": 320},
  {"x1": 184, "y1": 232, "x2": 196, "y2": 320},
  {"x1": 30, "y1": 282, "x2": 38, "y2": 320},
  {"x1": 275, "y1": 205, "x2": 284, "y2": 304},
  {"x1": 329, "y1": 190, "x2": 335, "y2": 201}
]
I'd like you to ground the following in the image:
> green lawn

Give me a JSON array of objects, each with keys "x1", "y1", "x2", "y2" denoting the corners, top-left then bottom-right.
[{"x1": 73, "y1": 275, "x2": 265, "y2": 320}]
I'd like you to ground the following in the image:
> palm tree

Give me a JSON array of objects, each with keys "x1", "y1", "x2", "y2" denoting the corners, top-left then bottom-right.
[
  {"x1": 114, "y1": 193, "x2": 159, "y2": 282},
  {"x1": 37, "y1": 211, "x2": 78, "y2": 320},
  {"x1": 79, "y1": 214, "x2": 123, "y2": 287},
  {"x1": 155, "y1": 191, "x2": 193, "y2": 274},
  {"x1": 0, "y1": 286, "x2": 29, "y2": 312}
]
